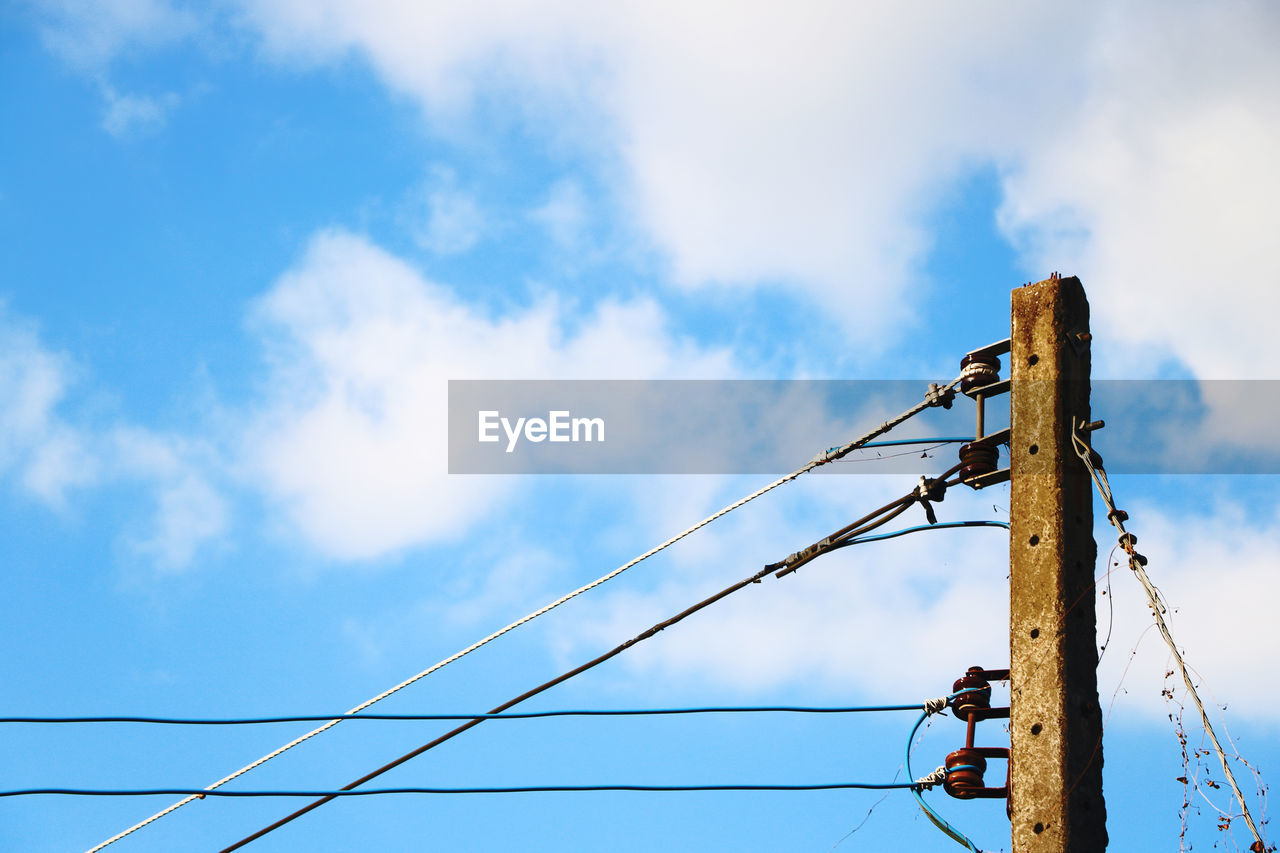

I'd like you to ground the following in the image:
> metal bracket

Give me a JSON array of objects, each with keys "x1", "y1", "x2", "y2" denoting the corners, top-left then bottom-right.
[
  {"x1": 968, "y1": 378, "x2": 1011, "y2": 398},
  {"x1": 964, "y1": 338, "x2": 1012, "y2": 361},
  {"x1": 970, "y1": 427, "x2": 1010, "y2": 448},
  {"x1": 964, "y1": 469, "x2": 1011, "y2": 489}
]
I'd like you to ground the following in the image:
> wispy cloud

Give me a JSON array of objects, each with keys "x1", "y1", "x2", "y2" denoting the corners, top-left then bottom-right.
[
  {"x1": 530, "y1": 179, "x2": 589, "y2": 251},
  {"x1": 401, "y1": 169, "x2": 486, "y2": 255},
  {"x1": 0, "y1": 308, "x2": 97, "y2": 505},
  {"x1": 100, "y1": 84, "x2": 180, "y2": 138},
  {"x1": 0, "y1": 308, "x2": 226, "y2": 569},
  {"x1": 110, "y1": 427, "x2": 228, "y2": 571},
  {"x1": 34, "y1": 0, "x2": 197, "y2": 68}
]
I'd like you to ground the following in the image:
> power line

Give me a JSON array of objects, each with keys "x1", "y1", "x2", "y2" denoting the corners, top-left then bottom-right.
[
  {"x1": 853, "y1": 437, "x2": 972, "y2": 449},
  {"x1": 831, "y1": 519, "x2": 1009, "y2": 549},
  {"x1": 89, "y1": 380, "x2": 962, "y2": 853},
  {"x1": 220, "y1": 476, "x2": 941, "y2": 851},
  {"x1": 4, "y1": 782, "x2": 920, "y2": 798},
  {"x1": 0, "y1": 704, "x2": 937, "y2": 726}
]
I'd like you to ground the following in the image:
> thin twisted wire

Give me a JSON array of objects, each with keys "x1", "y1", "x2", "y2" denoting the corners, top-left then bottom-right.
[
  {"x1": 88, "y1": 376, "x2": 962, "y2": 853},
  {"x1": 1071, "y1": 424, "x2": 1265, "y2": 850}
]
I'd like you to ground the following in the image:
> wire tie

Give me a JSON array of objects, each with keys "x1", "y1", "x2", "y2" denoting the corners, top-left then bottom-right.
[{"x1": 915, "y1": 765, "x2": 948, "y2": 790}]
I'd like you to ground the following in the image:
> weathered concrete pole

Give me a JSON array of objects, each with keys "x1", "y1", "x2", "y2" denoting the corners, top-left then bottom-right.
[{"x1": 1009, "y1": 275, "x2": 1107, "y2": 851}]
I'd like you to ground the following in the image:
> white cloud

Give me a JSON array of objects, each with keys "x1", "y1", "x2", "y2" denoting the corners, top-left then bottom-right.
[
  {"x1": 100, "y1": 84, "x2": 180, "y2": 138},
  {"x1": 1097, "y1": 496, "x2": 1280, "y2": 726},
  {"x1": 237, "y1": 0, "x2": 1278, "y2": 367},
  {"x1": 236, "y1": 1, "x2": 1094, "y2": 346},
  {"x1": 35, "y1": 0, "x2": 197, "y2": 68},
  {"x1": 997, "y1": 1, "x2": 1280, "y2": 379},
  {"x1": 530, "y1": 179, "x2": 589, "y2": 251},
  {"x1": 0, "y1": 309, "x2": 97, "y2": 504},
  {"x1": 244, "y1": 229, "x2": 733, "y2": 560},
  {"x1": 110, "y1": 427, "x2": 229, "y2": 571},
  {"x1": 0, "y1": 309, "x2": 229, "y2": 569},
  {"x1": 402, "y1": 170, "x2": 486, "y2": 255}
]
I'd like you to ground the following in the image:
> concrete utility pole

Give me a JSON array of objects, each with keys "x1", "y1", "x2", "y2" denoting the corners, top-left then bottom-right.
[{"x1": 1008, "y1": 276, "x2": 1107, "y2": 851}]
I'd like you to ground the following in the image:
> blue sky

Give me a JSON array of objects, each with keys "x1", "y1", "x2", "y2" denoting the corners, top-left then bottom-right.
[{"x1": 2, "y1": 1, "x2": 1278, "y2": 851}]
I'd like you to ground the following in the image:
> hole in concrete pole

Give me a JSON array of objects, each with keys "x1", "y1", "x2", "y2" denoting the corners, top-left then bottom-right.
[
  {"x1": 1029, "y1": 535, "x2": 1040, "y2": 546},
  {"x1": 1030, "y1": 628, "x2": 1040, "y2": 639},
  {"x1": 1031, "y1": 723, "x2": 1043, "y2": 735},
  {"x1": 1034, "y1": 823, "x2": 1045, "y2": 834},
  {"x1": 1029, "y1": 444, "x2": 1039, "y2": 455},
  {"x1": 1028, "y1": 354, "x2": 1039, "y2": 366}
]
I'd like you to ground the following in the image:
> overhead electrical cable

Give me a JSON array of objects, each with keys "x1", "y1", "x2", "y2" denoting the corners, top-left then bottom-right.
[
  {"x1": 5, "y1": 782, "x2": 920, "y2": 799},
  {"x1": 832, "y1": 519, "x2": 1009, "y2": 549},
  {"x1": 88, "y1": 379, "x2": 962, "y2": 853},
  {"x1": 220, "y1": 473, "x2": 960, "y2": 851},
  {"x1": 1, "y1": 703, "x2": 939, "y2": 726}
]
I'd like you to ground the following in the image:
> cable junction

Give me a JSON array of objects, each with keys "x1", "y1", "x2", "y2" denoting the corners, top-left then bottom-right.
[
  {"x1": 1071, "y1": 419, "x2": 1267, "y2": 852},
  {"x1": 88, "y1": 380, "x2": 963, "y2": 853}
]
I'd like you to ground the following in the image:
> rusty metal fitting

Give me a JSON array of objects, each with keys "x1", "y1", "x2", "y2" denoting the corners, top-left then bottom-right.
[
  {"x1": 950, "y1": 667, "x2": 992, "y2": 718},
  {"x1": 960, "y1": 354, "x2": 1002, "y2": 397},
  {"x1": 959, "y1": 442, "x2": 999, "y2": 481},
  {"x1": 944, "y1": 749, "x2": 987, "y2": 799},
  {"x1": 944, "y1": 746, "x2": 1010, "y2": 800}
]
